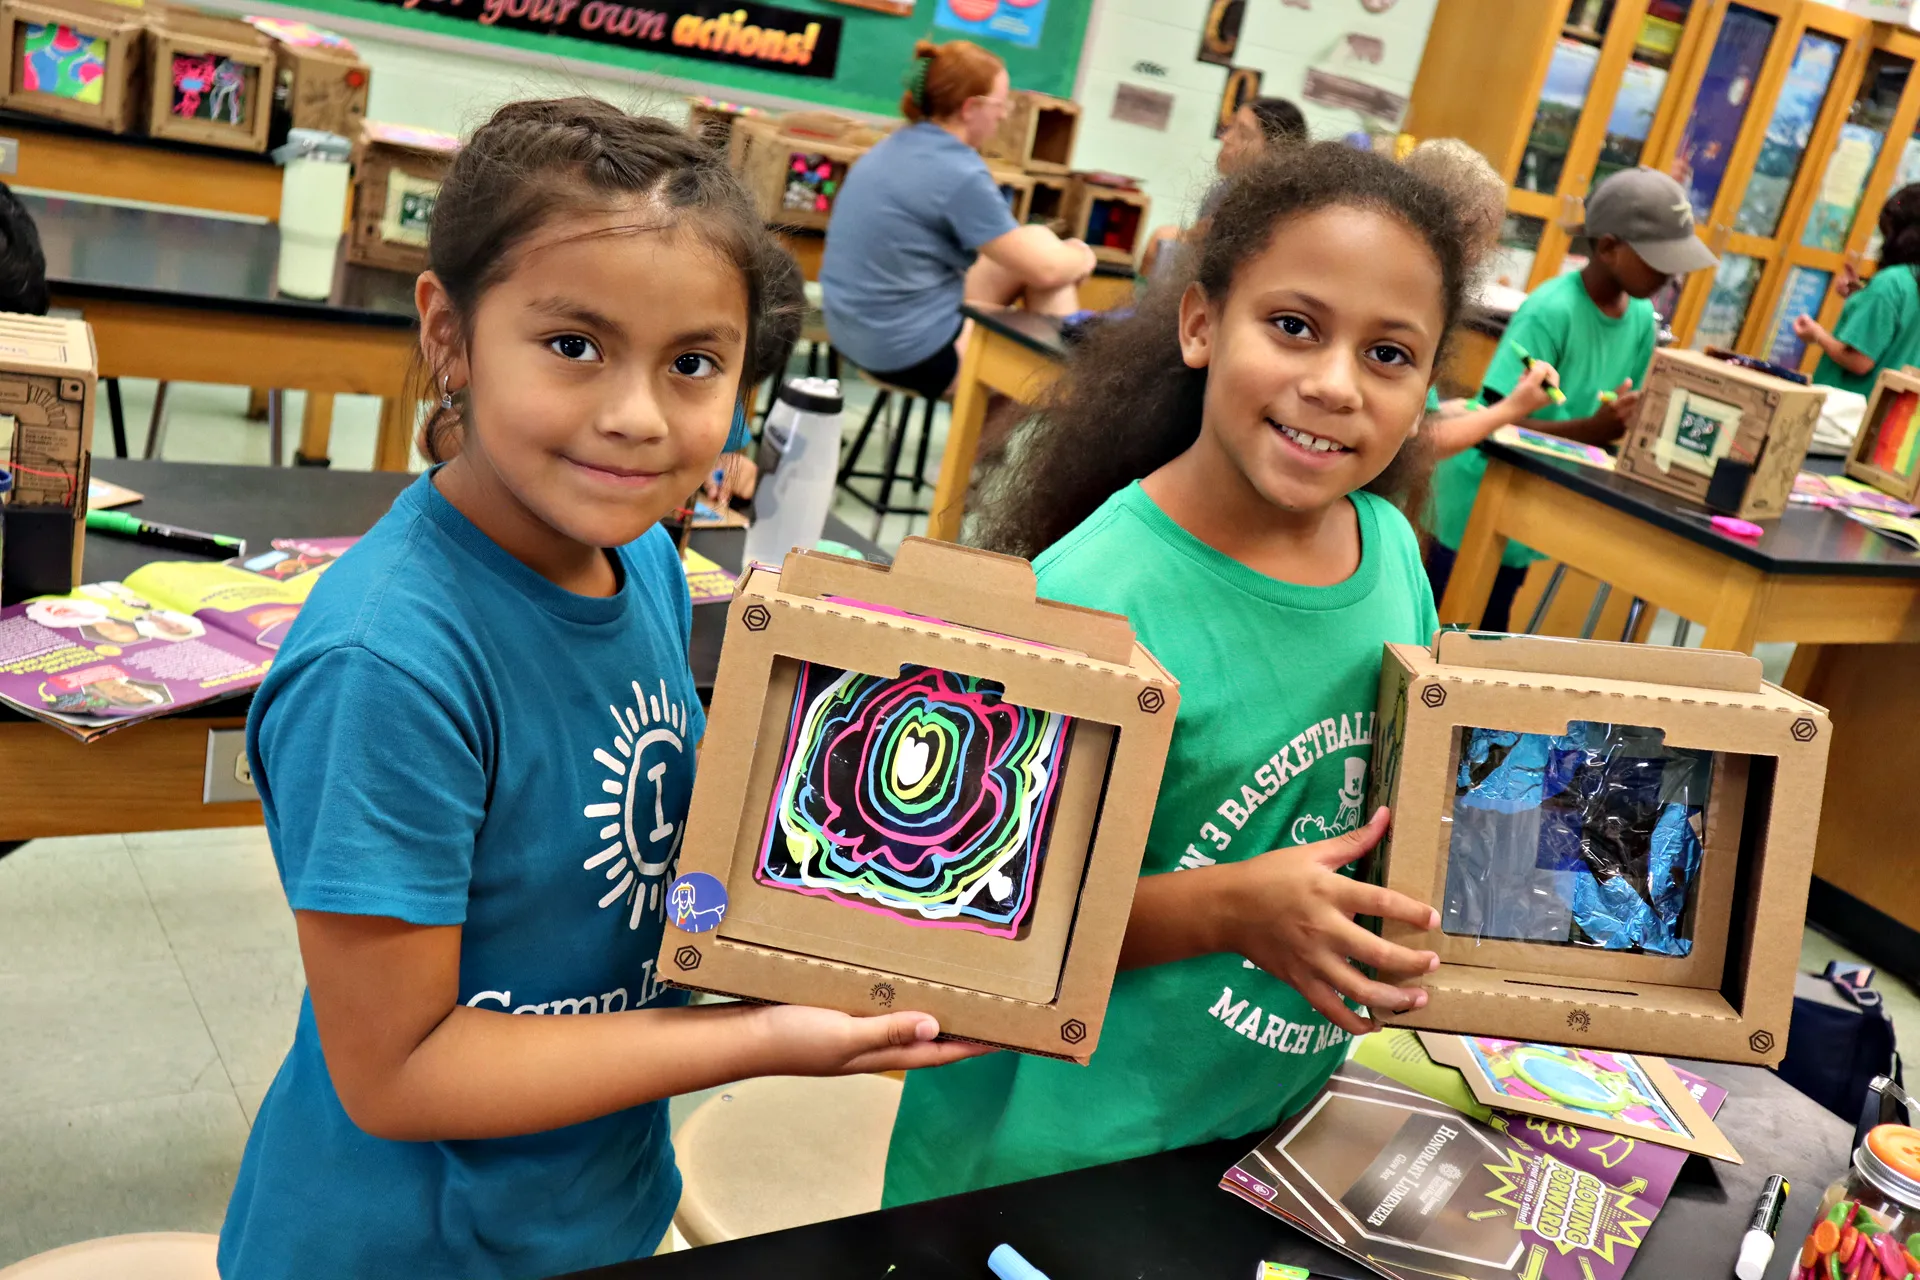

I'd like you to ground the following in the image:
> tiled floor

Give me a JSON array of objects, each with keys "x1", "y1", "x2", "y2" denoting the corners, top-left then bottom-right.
[{"x1": 0, "y1": 376, "x2": 1880, "y2": 1261}]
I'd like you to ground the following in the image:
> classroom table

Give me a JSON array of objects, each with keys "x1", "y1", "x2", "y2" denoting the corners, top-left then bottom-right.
[
  {"x1": 0, "y1": 108, "x2": 283, "y2": 221},
  {"x1": 925, "y1": 305, "x2": 1066, "y2": 544},
  {"x1": 0, "y1": 458, "x2": 883, "y2": 853},
  {"x1": 1439, "y1": 439, "x2": 1920, "y2": 979},
  {"x1": 573, "y1": 1058, "x2": 1846, "y2": 1280},
  {"x1": 28, "y1": 192, "x2": 423, "y2": 469}
]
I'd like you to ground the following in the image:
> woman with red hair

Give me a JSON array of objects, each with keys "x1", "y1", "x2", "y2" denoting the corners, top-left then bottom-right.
[{"x1": 821, "y1": 39, "x2": 1096, "y2": 400}]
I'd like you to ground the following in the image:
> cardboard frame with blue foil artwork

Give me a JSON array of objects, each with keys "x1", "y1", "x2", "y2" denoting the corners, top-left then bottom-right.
[
  {"x1": 657, "y1": 538, "x2": 1178, "y2": 1060},
  {"x1": 1362, "y1": 631, "x2": 1831, "y2": 1065}
]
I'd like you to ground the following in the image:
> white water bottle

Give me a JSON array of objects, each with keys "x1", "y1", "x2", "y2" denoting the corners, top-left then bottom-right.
[{"x1": 744, "y1": 377, "x2": 845, "y2": 567}]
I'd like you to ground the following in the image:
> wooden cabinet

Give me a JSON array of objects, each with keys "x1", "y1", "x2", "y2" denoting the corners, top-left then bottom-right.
[{"x1": 1407, "y1": 1, "x2": 1920, "y2": 361}]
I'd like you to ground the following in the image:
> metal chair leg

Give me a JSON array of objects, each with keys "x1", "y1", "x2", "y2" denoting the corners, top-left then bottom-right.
[
  {"x1": 1522, "y1": 563, "x2": 1568, "y2": 635},
  {"x1": 839, "y1": 390, "x2": 888, "y2": 486},
  {"x1": 911, "y1": 395, "x2": 936, "y2": 490},
  {"x1": 267, "y1": 390, "x2": 286, "y2": 466},
  {"x1": 105, "y1": 377, "x2": 127, "y2": 458},
  {"x1": 1670, "y1": 614, "x2": 1692, "y2": 647},
  {"x1": 142, "y1": 381, "x2": 171, "y2": 460},
  {"x1": 1579, "y1": 583, "x2": 1613, "y2": 639},
  {"x1": 872, "y1": 392, "x2": 914, "y2": 540},
  {"x1": 1620, "y1": 596, "x2": 1647, "y2": 642}
]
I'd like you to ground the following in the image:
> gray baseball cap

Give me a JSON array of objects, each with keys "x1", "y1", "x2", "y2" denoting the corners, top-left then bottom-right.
[{"x1": 1571, "y1": 167, "x2": 1719, "y2": 276}]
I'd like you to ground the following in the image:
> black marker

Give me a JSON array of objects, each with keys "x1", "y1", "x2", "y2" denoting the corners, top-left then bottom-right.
[
  {"x1": 1735, "y1": 1174, "x2": 1788, "y2": 1280},
  {"x1": 87, "y1": 510, "x2": 247, "y2": 558}
]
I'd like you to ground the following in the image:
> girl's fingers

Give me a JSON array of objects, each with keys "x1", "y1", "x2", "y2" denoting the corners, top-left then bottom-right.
[
  {"x1": 1296, "y1": 975, "x2": 1377, "y2": 1037},
  {"x1": 851, "y1": 1039, "x2": 996, "y2": 1074},
  {"x1": 1309, "y1": 807, "x2": 1390, "y2": 867},
  {"x1": 1336, "y1": 879, "x2": 1440, "y2": 931},
  {"x1": 1336, "y1": 920, "x2": 1440, "y2": 976},
  {"x1": 1316, "y1": 954, "x2": 1428, "y2": 1016}
]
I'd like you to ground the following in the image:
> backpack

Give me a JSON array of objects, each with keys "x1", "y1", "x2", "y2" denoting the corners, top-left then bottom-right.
[{"x1": 1778, "y1": 960, "x2": 1902, "y2": 1131}]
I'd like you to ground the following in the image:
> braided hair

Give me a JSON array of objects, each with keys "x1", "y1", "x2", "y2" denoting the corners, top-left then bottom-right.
[{"x1": 418, "y1": 97, "x2": 783, "y2": 463}]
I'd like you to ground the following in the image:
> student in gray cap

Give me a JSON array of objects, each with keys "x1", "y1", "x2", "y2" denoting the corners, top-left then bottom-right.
[{"x1": 1427, "y1": 165, "x2": 1718, "y2": 631}]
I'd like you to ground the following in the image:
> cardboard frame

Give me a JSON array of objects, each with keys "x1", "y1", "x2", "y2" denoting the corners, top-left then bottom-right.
[
  {"x1": 729, "y1": 113, "x2": 880, "y2": 231},
  {"x1": 1418, "y1": 1032, "x2": 1741, "y2": 1163},
  {"x1": 345, "y1": 119, "x2": 460, "y2": 274},
  {"x1": 659, "y1": 539, "x2": 1178, "y2": 1061},
  {"x1": 983, "y1": 89, "x2": 1080, "y2": 174},
  {"x1": 246, "y1": 18, "x2": 369, "y2": 142},
  {"x1": 989, "y1": 165, "x2": 1035, "y2": 223},
  {"x1": 0, "y1": 0, "x2": 145, "y2": 133},
  {"x1": 1846, "y1": 367, "x2": 1920, "y2": 503},
  {"x1": 0, "y1": 313, "x2": 96, "y2": 595},
  {"x1": 145, "y1": 8, "x2": 274, "y2": 153},
  {"x1": 1366, "y1": 632, "x2": 1831, "y2": 1066},
  {"x1": 1616, "y1": 348, "x2": 1827, "y2": 519},
  {"x1": 1066, "y1": 175, "x2": 1151, "y2": 267}
]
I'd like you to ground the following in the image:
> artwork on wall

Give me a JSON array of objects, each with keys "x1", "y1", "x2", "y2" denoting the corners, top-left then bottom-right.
[
  {"x1": 1112, "y1": 82, "x2": 1173, "y2": 131},
  {"x1": 935, "y1": 0, "x2": 1049, "y2": 50},
  {"x1": 170, "y1": 52, "x2": 248, "y2": 124},
  {"x1": 1216, "y1": 65, "x2": 1262, "y2": 139},
  {"x1": 755, "y1": 662, "x2": 1076, "y2": 939},
  {"x1": 1197, "y1": 0, "x2": 1243, "y2": 67},
  {"x1": 819, "y1": 0, "x2": 914, "y2": 12},
  {"x1": 21, "y1": 22, "x2": 105, "y2": 104}
]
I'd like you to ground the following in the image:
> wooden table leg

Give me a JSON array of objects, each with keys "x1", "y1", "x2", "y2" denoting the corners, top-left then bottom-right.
[
  {"x1": 373, "y1": 398, "x2": 416, "y2": 473},
  {"x1": 1436, "y1": 458, "x2": 1515, "y2": 626},
  {"x1": 1783, "y1": 643, "x2": 1824, "y2": 694},
  {"x1": 297, "y1": 391, "x2": 335, "y2": 467},
  {"x1": 926, "y1": 332, "x2": 993, "y2": 544},
  {"x1": 246, "y1": 386, "x2": 270, "y2": 420},
  {"x1": 1698, "y1": 565, "x2": 1767, "y2": 653}
]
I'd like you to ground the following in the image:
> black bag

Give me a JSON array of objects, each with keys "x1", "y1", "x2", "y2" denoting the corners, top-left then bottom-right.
[{"x1": 1779, "y1": 960, "x2": 1902, "y2": 1127}]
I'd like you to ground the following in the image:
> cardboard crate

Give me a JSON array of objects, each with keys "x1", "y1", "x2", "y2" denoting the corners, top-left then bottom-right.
[
  {"x1": 729, "y1": 113, "x2": 881, "y2": 231},
  {"x1": 658, "y1": 539, "x2": 1179, "y2": 1061},
  {"x1": 989, "y1": 164, "x2": 1034, "y2": 223},
  {"x1": 1026, "y1": 173, "x2": 1070, "y2": 232},
  {"x1": 145, "y1": 7, "x2": 273, "y2": 152},
  {"x1": 984, "y1": 89, "x2": 1079, "y2": 174},
  {"x1": 1616, "y1": 348, "x2": 1827, "y2": 519},
  {"x1": 686, "y1": 94, "x2": 765, "y2": 150},
  {"x1": 0, "y1": 0, "x2": 146, "y2": 133},
  {"x1": 245, "y1": 16, "x2": 368, "y2": 142},
  {"x1": 1365, "y1": 632, "x2": 1830, "y2": 1066},
  {"x1": 0, "y1": 313, "x2": 95, "y2": 598},
  {"x1": 1845, "y1": 366, "x2": 1920, "y2": 503},
  {"x1": 1066, "y1": 175, "x2": 1151, "y2": 266},
  {"x1": 346, "y1": 119, "x2": 460, "y2": 274}
]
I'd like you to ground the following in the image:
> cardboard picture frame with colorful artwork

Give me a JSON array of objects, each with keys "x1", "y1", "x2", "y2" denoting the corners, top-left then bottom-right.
[
  {"x1": 346, "y1": 119, "x2": 460, "y2": 274},
  {"x1": 658, "y1": 539, "x2": 1179, "y2": 1061},
  {"x1": 729, "y1": 111, "x2": 884, "y2": 231},
  {"x1": 0, "y1": 0, "x2": 147, "y2": 133},
  {"x1": 1845, "y1": 366, "x2": 1920, "y2": 504},
  {"x1": 244, "y1": 16, "x2": 369, "y2": 144},
  {"x1": 145, "y1": 7, "x2": 274, "y2": 152}
]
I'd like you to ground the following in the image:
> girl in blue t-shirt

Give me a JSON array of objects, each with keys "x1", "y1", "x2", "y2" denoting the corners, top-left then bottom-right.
[{"x1": 218, "y1": 99, "x2": 982, "y2": 1280}]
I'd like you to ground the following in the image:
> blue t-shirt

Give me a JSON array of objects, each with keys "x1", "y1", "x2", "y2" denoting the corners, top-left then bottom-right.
[
  {"x1": 820, "y1": 121, "x2": 1020, "y2": 372},
  {"x1": 218, "y1": 472, "x2": 703, "y2": 1280}
]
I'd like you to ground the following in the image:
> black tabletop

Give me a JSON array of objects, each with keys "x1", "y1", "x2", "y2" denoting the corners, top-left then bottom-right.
[
  {"x1": 1481, "y1": 439, "x2": 1920, "y2": 578},
  {"x1": 0, "y1": 459, "x2": 883, "y2": 725},
  {"x1": 30, "y1": 193, "x2": 420, "y2": 325},
  {"x1": 963, "y1": 304, "x2": 1069, "y2": 361},
  {"x1": 576, "y1": 1060, "x2": 1844, "y2": 1280}
]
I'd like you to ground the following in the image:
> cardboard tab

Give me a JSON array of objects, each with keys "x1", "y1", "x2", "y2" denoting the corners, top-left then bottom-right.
[{"x1": 1433, "y1": 630, "x2": 1762, "y2": 693}]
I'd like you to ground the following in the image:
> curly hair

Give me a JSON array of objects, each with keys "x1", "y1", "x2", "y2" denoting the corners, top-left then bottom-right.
[
  {"x1": 971, "y1": 142, "x2": 1471, "y2": 561},
  {"x1": 1879, "y1": 183, "x2": 1920, "y2": 273},
  {"x1": 1402, "y1": 137, "x2": 1505, "y2": 273}
]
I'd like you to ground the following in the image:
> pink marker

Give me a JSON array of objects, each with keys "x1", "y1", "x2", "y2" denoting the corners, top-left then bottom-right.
[{"x1": 1711, "y1": 515, "x2": 1765, "y2": 539}]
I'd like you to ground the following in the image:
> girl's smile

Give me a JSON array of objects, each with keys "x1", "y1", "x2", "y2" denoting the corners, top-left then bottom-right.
[{"x1": 1271, "y1": 421, "x2": 1355, "y2": 460}]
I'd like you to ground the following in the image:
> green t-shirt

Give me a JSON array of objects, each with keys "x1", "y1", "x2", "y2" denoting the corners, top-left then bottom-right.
[
  {"x1": 1814, "y1": 264, "x2": 1920, "y2": 397},
  {"x1": 880, "y1": 483, "x2": 1440, "y2": 1206},
  {"x1": 1430, "y1": 271, "x2": 1656, "y2": 567}
]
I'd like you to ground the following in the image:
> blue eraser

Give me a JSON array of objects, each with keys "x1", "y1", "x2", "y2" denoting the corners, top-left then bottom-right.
[{"x1": 988, "y1": 1243, "x2": 1051, "y2": 1280}]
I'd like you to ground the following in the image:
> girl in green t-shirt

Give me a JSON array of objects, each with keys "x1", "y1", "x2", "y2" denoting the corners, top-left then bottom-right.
[
  {"x1": 1797, "y1": 185, "x2": 1920, "y2": 396},
  {"x1": 882, "y1": 144, "x2": 1477, "y2": 1206}
]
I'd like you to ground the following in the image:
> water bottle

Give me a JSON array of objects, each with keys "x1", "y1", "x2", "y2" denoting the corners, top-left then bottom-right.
[
  {"x1": 272, "y1": 129, "x2": 353, "y2": 300},
  {"x1": 744, "y1": 377, "x2": 844, "y2": 567}
]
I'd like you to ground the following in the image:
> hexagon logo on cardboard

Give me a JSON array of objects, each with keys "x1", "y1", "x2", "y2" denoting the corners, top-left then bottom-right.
[{"x1": 673, "y1": 944, "x2": 702, "y2": 971}]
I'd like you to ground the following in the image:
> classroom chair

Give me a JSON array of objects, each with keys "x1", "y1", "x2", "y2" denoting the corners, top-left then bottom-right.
[
  {"x1": 0, "y1": 1233, "x2": 218, "y2": 1279},
  {"x1": 671, "y1": 1073, "x2": 902, "y2": 1247},
  {"x1": 837, "y1": 370, "x2": 941, "y2": 541}
]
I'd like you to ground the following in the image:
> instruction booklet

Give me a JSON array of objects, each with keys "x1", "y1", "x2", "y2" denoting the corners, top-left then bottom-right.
[{"x1": 0, "y1": 537, "x2": 355, "y2": 742}]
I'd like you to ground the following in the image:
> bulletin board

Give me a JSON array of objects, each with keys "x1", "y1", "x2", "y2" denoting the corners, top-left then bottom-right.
[{"x1": 267, "y1": 0, "x2": 1091, "y2": 115}]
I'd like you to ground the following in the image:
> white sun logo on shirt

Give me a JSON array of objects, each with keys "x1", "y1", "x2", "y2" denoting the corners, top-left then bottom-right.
[{"x1": 581, "y1": 679, "x2": 690, "y2": 931}]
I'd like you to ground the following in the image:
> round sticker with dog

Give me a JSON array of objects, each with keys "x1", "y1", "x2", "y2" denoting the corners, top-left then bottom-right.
[{"x1": 667, "y1": 871, "x2": 729, "y2": 933}]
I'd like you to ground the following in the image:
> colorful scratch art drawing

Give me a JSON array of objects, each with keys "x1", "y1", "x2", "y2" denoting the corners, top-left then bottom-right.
[
  {"x1": 1869, "y1": 389, "x2": 1920, "y2": 478},
  {"x1": 784, "y1": 152, "x2": 841, "y2": 214},
  {"x1": 22, "y1": 23, "x2": 105, "y2": 104},
  {"x1": 171, "y1": 53, "x2": 246, "y2": 124},
  {"x1": 757, "y1": 663, "x2": 1073, "y2": 937},
  {"x1": 1463, "y1": 1039, "x2": 1689, "y2": 1136}
]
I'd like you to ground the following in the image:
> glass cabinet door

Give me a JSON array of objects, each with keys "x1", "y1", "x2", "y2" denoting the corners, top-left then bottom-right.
[
  {"x1": 1735, "y1": 31, "x2": 1847, "y2": 237},
  {"x1": 1804, "y1": 50, "x2": 1914, "y2": 252},
  {"x1": 1674, "y1": 5, "x2": 1784, "y2": 222}
]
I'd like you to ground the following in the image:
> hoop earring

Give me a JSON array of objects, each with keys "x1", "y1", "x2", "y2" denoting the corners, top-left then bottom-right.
[{"x1": 440, "y1": 374, "x2": 455, "y2": 412}]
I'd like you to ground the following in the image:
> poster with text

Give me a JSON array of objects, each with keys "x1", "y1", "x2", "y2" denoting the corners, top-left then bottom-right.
[{"x1": 935, "y1": 0, "x2": 1048, "y2": 49}]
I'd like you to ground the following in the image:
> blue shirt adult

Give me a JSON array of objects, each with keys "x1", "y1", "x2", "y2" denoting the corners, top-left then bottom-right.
[
  {"x1": 821, "y1": 120, "x2": 1019, "y2": 373},
  {"x1": 218, "y1": 470, "x2": 701, "y2": 1279}
]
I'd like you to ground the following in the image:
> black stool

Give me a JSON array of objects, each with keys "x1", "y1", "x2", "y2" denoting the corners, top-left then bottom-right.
[{"x1": 837, "y1": 371, "x2": 941, "y2": 540}]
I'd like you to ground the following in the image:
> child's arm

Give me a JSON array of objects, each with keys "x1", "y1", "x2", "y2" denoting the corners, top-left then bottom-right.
[
  {"x1": 1503, "y1": 378, "x2": 1641, "y2": 446},
  {"x1": 1792, "y1": 313, "x2": 1875, "y2": 376},
  {"x1": 1426, "y1": 359, "x2": 1560, "y2": 459},
  {"x1": 1118, "y1": 808, "x2": 1441, "y2": 1035},
  {"x1": 298, "y1": 910, "x2": 988, "y2": 1142}
]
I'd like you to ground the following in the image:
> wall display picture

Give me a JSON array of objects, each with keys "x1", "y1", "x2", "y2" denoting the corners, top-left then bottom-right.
[
  {"x1": 934, "y1": 0, "x2": 1049, "y2": 51},
  {"x1": 1196, "y1": 0, "x2": 1243, "y2": 67},
  {"x1": 170, "y1": 51, "x2": 251, "y2": 125},
  {"x1": 819, "y1": 0, "x2": 914, "y2": 12},
  {"x1": 1111, "y1": 82, "x2": 1172, "y2": 131},
  {"x1": 22, "y1": 22, "x2": 103, "y2": 102},
  {"x1": 1216, "y1": 65, "x2": 1261, "y2": 138}
]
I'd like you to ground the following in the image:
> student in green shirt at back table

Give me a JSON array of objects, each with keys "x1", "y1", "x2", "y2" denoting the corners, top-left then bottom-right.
[
  {"x1": 1427, "y1": 167, "x2": 1718, "y2": 630},
  {"x1": 1796, "y1": 185, "x2": 1920, "y2": 397}
]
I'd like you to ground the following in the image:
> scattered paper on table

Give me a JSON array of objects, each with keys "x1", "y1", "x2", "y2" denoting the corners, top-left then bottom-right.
[
  {"x1": 1492, "y1": 425, "x2": 1616, "y2": 471},
  {"x1": 682, "y1": 548, "x2": 738, "y2": 603}
]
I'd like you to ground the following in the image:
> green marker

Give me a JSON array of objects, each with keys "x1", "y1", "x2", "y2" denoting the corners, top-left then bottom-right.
[
  {"x1": 1512, "y1": 342, "x2": 1567, "y2": 405},
  {"x1": 86, "y1": 509, "x2": 246, "y2": 559}
]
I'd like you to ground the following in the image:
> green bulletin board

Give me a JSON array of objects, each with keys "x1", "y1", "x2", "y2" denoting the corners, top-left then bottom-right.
[{"x1": 286, "y1": 0, "x2": 1092, "y2": 115}]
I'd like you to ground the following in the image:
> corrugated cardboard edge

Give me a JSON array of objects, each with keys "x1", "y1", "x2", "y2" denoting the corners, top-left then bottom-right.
[{"x1": 658, "y1": 547, "x2": 1179, "y2": 1060}]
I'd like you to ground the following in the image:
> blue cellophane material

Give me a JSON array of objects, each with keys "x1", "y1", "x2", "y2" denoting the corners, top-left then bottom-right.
[{"x1": 1443, "y1": 722, "x2": 1709, "y2": 956}]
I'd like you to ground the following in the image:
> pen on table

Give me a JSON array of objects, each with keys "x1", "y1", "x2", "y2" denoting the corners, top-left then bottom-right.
[
  {"x1": 1511, "y1": 342, "x2": 1567, "y2": 405},
  {"x1": 989, "y1": 1243, "x2": 1051, "y2": 1280},
  {"x1": 1734, "y1": 1174, "x2": 1787, "y2": 1280},
  {"x1": 86, "y1": 509, "x2": 247, "y2": 558}
]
